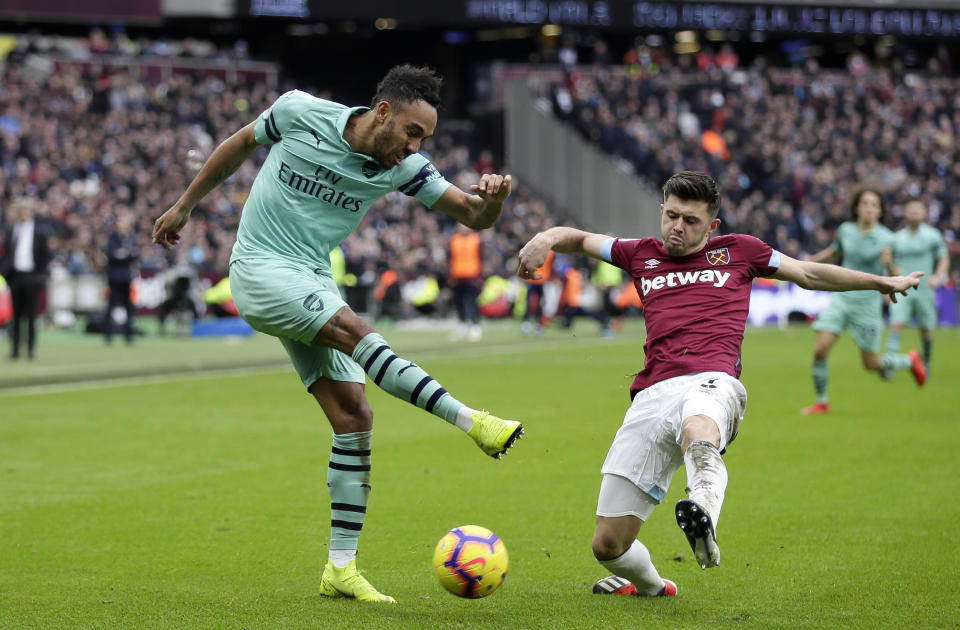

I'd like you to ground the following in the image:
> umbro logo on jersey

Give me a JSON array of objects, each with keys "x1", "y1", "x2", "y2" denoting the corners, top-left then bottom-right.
[
  {"x1": 644, "y1": 259, "x2": 661, "y2": 268},
  {"x1": 706, "y1": 247, "x2": 730, "y2": 265},
  {"x1": 639, "y1": 269, "x2": 731, "y2": 296}
]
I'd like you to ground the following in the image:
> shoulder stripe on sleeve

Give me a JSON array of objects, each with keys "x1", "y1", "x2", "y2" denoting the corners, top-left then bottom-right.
[
  {"x1": 600, "y1": 238, "x2": 615, "y2": 263},
  {"x1": 768, "y1": 250, "x2": 782, "y2": 269},
  {"x1": 398, "y1": 162, "x2": 438, "y2": 197},
  {"x1": 264, "y1": 112, "x2": 281, "y2": 143}
]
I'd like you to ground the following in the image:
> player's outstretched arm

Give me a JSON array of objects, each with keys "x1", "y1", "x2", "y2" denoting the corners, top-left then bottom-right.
[
  {"x1": 152, "y1": 121, "x2": 260, "y2": 250},
  {"x1": 517, "y1": 226, "x2": 609, "y2": 280},
  {"x1": 432, "y1": 173, "x2": 512, "y2": 230},
  {"x1": 773, "y1": 253, "x2": 923, "y2": 303},
  {"x1": 930, "y1": 251, "x2": 950, "y2": 289},
  {"x1": 804, "y1": 244, "x2": 840, "y2": 264}
]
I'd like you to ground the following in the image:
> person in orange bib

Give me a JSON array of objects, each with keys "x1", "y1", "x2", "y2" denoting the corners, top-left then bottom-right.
[
  {"x1": 448, "y1": 223, "x2": 484, "y2": 341},
  {"x1": 522, "y1": 249, "x2": 554, "y2": 336}
]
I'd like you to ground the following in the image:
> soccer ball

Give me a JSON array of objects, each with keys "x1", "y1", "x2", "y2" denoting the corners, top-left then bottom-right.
[{"x1": 432, "y1": 525, "x2": 509, "y2": 598}]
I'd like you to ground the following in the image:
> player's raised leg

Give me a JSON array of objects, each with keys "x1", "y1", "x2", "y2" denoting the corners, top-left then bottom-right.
[
  {"x1": 592, "y1": 475, "x2": 676, "y2": 597},
  {"x1": 675, "y1": 375, "x2": 745, "y2": 569},
  {"x1": 314, "y1": 307, "x2": 523, "y2": 459},
  {"x1": 677, "y1": 418, "x2": 725, "y2": 569}
]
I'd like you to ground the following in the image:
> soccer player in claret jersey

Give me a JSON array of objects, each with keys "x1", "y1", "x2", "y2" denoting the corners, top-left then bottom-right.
[
  {"x1": 801, "y1": 187, "x2": 927, "y2": 416},
  {"x1": 152, "y1": 65, "x2": 523, "y2": 604},
  {"x1": 517, "y1": 171, "x2": 922, "y2": 598},
  {"x1": 885, "y1": 199, "x2": 950, "y2": 372}
]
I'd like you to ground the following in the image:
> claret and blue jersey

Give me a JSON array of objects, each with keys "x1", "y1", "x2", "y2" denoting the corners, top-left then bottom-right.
[{"x1": 601, "y1": 233, "x2": 781, "y2": 396}]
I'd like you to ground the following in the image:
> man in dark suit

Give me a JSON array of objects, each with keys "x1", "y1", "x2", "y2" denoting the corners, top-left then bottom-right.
[
  {"x1": 103, "y1": 212, "x2": 140, "y2": 344},
  {"x1": 0, "y1": 197, "x2": 51, "y2": 359}
]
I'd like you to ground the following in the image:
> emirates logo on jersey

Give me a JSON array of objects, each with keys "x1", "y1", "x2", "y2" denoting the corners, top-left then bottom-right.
[{"x1": 706, "y1": 247, "x2": 730, "y2": 265}]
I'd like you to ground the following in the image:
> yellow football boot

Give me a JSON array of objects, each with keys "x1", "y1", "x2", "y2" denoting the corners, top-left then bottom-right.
[
  {"x1": 319, "y1": 560, "x2": 396, "y2": 603},
  {"x1": 467, "y1": 411, "x2": 524, "y2": 459}
]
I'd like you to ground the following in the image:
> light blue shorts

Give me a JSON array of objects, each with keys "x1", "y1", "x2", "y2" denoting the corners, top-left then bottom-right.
[
  {"x1": 812, "y1": 297, "x2": 883, "y2": 353},
  {"x1": 888, "y1": 289, "x2": 938, "y2": 329},
  {"x1": 229, "y1": 257, "x2": 365, "y2": 387}
]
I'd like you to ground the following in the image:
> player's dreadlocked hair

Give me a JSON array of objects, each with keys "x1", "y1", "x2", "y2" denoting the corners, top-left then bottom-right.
[
  {"x1": 849, "y1": 185, "x2": 886, "y2": 221},
  {"x1": 663, "y1": 171, "x2": 722, "y2": 219},
  {"x1": 371, "y1": 65, "x2": 443, "y2": 110}
]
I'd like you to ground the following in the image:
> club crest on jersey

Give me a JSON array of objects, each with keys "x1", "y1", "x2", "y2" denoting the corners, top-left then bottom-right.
[
  {"x1": 303, "y1": 293, "x2": 325, "y2": 312},
  {"x1": 706, "y1": 248, "x2": 730, "y2": 265},
  {"x1": 362, "y1": 160, "x2": 381, "y2": 178}
]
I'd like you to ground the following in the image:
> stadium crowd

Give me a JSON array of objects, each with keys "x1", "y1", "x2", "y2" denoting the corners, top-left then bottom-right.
[
  {"x1": 547, "y1": 40, "x2": 960, "y2": 264},
  {"x1": 0, "y1": 28, "x2": 957, "y2": 328},
  {"x1": 0, "y1": 30, "x2": 559, "y2": 313}
]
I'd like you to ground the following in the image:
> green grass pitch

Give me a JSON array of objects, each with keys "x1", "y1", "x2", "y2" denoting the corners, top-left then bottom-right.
[{"x1": 2, "y1": 321, "x2": 958, "y2": 629}]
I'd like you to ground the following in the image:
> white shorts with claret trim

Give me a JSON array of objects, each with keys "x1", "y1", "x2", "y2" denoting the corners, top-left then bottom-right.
[{"x1": 597, "y1": 372, "x2": 747, "y2": 516}]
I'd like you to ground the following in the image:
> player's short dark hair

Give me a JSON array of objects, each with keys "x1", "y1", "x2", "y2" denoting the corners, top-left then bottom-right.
[
  {"x1": 849, "y1": 186, "x2": 886, "y2": 220},
  {"x1": 371, "y1": 64, "x2": 442, "y2": 111},
  {"x1": 663, "y1": 171, "x2": 722, "y2": 219}
]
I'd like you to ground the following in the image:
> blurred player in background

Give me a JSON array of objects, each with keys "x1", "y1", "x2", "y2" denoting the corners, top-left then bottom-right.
[
  {"x1": 517, "y1": 171, "x2": 922, "y2": 598},
  {"x1": 152, "y1": 64, "x2": 523, "y2": 604},
  {"x1": 885, "y1": 199, "x2": 949, "y2": 372},
  {"x1": 801, "y1": 188, "x2": 927, "y2": 416}
]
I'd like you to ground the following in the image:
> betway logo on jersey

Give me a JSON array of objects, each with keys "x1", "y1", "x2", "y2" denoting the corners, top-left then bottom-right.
[{"x1": 639, "y1": 269, "x2": 731, "y2": 296}]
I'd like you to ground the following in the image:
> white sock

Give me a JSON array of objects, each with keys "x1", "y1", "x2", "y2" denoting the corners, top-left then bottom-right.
[
  {"x1": 454, "y1": 406, "x2": 477, "y2": 432},
  {"x1": 329, "y1": 549, "x2": 357, "y2": 568},
  {"x1": 684, "y1": 440, "x2": 728, "y2": 530},
  {"x1": 599, "y1": 540, "x2": 664, "y2": 596}
]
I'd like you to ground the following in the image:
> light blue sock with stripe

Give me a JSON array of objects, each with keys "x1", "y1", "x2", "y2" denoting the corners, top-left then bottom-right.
[
  {"x1": 328, "y1": 431, "x2": 371, "y2": 553},
  {"x1": 882, "y1": 352, "x2": 912, "y2": 371},
  {"x1": 351, "y1": 332, "x2": 465, "y2": 425},
  {"x1": 812, "y1": 360, "x2": 829, "y2": 404},
  {"x1": 885, "y1": 330, "x2": 901, "y2": 355}
]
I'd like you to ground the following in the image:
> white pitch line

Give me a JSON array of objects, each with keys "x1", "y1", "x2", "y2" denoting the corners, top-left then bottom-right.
[
  {"x1": 0, "y1": 364, "x2": 294, "y2": 397},
  {"x1": 0, "y1": 334, "x2": 638, "y2": 397}
]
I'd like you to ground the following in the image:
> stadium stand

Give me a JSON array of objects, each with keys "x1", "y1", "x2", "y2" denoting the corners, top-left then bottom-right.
[
  {"x1": 544, "y1": 44, "x2": 960, "y2": 262},
  {"x1": 0, "y1": 26, "x2": 957, "y2": 326},
  {"x1": 0, "y1": 27, "x2": 566, "y2": 321}
]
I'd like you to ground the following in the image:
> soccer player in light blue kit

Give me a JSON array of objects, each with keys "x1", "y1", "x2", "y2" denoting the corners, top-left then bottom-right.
[
  {"x1": 152, "y1": 65, "x2": 523, "y2": 603},
  {"x1": 885, "y1": 199, "x2": 950, "y2": 371},
  {"x1": 801, "y1": 188, "x2": 927, "y2": 415}
]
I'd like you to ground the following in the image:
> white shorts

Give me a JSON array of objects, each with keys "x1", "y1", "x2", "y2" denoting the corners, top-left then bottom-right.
[{"x1": 598, "y1": 372, "x2": 747, "y2": 513}]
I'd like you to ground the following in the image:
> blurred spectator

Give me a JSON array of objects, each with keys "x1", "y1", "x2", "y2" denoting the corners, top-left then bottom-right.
[
  {"x1": 103, "y1": 211, "x2": 140, "y2": 344},
  {"x1": 557, "y1": 259, "x2": 611, "y2": 336},
  {"x1": 558, "y1": 35, "x2": 579, "y2": 69},
  {"x1": 521, "y1": 249, "x2": 554, "y2": 337},
  {"x1": 157, "y1": 256, "x2": 203, "y2": 334},
  {"x1": 0, "y1": 197, "x2": 51, "y2": 359},
  {"x1": 592, "y1": 259, "x2": 624, "y2": 331},
  {"x1": 448, "y1": 223, "x2": 483, "y2": 341}
]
